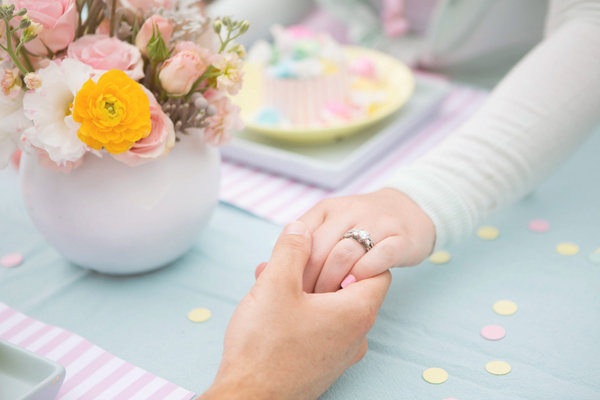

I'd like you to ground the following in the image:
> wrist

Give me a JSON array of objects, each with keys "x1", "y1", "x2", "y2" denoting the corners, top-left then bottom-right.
[{"x1": 377, "y1": 187, "x2": 437, "y2": 254}]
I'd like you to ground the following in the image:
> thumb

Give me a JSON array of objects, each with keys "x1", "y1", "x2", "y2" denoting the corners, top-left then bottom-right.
[{"x1": 261, "y1": 221, "x2": 312, "y2": 292}]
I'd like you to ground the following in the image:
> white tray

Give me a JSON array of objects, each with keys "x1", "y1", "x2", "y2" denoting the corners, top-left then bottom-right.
[{"x1": 220, "y1": 76, "x2": 450, "y2": 189}]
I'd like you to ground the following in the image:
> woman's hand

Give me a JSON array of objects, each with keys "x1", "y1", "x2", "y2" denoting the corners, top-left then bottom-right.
[
  {"x1": 201, "y1": 221, "x2": 391, "y2": 400},
  {"x1": 298, "y1": 188, "x2": 436, "y2": 293}
]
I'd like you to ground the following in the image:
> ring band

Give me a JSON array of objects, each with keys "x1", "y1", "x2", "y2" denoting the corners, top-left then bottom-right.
[{"x1": 342, "y1": 229, "x2": 375, "y2": 252}]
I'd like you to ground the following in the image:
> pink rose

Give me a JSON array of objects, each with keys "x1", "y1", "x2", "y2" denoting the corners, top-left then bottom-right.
[
  {"x1": 135, "y1": 15, "x2": 174, "y2": 56},
  {"x1": 11, "y1": 0, "x2": 77, "y2": 55},
  {"x1": 203, "y1": 90, "x2": 243, "y2": 146},
  {"x1": 120, "y1": 0, "x2": 176, "y2": 14},
  {"x1": 158, "y1": 42, "x2": 211, "y2": 96},
  {"x1": 67, "y1": 34, "x2": 144, "y2": 80},
  {"x1": 112, "y1": 88, "x2": 175, "y2": 166}
]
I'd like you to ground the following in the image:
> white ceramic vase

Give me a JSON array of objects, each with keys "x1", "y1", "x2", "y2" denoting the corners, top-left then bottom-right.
[{"x1": 20, "y1": 133, "x2": 220, "y2": 275}]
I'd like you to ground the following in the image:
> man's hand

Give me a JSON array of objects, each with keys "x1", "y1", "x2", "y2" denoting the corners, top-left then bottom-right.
[{"x1": 200, "y1": 221, "x2": 391, "y2": 400}]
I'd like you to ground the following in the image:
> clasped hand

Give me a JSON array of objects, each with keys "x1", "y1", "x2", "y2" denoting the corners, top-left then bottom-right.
[
  {"x1": 201, "y1": 221, "x2": 391, "y2": 400},
  {"x1": 298, "y1": 188, "x2": 436, "y2": 293},
  {"x1": 202, "y1": 188, "x2": 434, "y2": 399}
]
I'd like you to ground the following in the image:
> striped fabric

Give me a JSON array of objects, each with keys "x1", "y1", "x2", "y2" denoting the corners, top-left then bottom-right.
[
  {"x1": 220, "y1": 85, "x2": 489, "y2": 224},
  {"x1": 0, "y1": 303, "x2": 195, "y2": 400}
]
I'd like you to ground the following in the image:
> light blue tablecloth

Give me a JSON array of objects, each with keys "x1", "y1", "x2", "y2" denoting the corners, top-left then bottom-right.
[{"x1": 1, "y1": 127, "x2": 600, "y2": 399}]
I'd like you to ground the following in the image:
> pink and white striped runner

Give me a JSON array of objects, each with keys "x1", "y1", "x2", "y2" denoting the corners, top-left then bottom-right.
[
  {"x1": 0, "y1": 303, "x2": 195, "y2": 400},
  {"x1": 220, "y1": 85, "x2": 489, "y2": 224}
]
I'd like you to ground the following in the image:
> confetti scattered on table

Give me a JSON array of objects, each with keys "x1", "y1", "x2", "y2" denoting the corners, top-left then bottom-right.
[
  {"x1": 528, "y1": 219, "x2": 550, "y2": 233},
  {"x1": 485, "y1": 361, "x2": 511, "y2": 375},
  {"x1": 493, "y1": 300, "x2": 517, "y2": 316},
  {"x1": 556, "y1": 242, "x2": 579, "y2": 255},
  {"x1": 588, "y1": 249, "x2": 600, "y2": 264},
  {"x1": 1, "y1": 253, "x2": 23, "y2": 268},
  {"x1": 477, "y1": 226, "x2": 499, "y2": 240},
  {"x1": 481, "y1": 324, "x2": 506, "y2": 340},
  {"x1": 422, "y1": 367, "x2": 448, "y2": 384},
  {"x1": 429, "y1": 251, "x2": 451, "y2": 264},
  {"x1": 188, "y1": 307, "x2": 212, "y2": 323}
]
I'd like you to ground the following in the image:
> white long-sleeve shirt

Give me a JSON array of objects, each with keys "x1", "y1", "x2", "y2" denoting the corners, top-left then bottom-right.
[{"x1": 386, "y1": 0, "x2": 600, "y2": 248}]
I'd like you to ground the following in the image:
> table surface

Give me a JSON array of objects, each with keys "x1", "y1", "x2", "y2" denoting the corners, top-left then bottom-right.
[{"x1": 1, "y1": 128, "x2": 600, "y2": 399}]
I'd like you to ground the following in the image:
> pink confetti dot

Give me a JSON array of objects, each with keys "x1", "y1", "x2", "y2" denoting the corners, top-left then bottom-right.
[
  {"x1": 1, "y1": 253, "x2": 23, "y2": 268},
  {"x1": 528, "y1": 219, "x2": 550, "y2": 233},
  {"x1": 481, "y1": 325, "x2": 506, "y2": 341}
]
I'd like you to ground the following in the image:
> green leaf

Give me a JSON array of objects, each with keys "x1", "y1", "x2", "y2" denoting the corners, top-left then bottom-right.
[{"x1": 146, "y1": 24, "x2": 170, "y2": 63}]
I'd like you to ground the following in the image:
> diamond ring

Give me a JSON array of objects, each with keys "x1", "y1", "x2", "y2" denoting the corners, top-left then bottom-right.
[{"x1": 342, "y1": 229, "x2": 375, "y2": 252}]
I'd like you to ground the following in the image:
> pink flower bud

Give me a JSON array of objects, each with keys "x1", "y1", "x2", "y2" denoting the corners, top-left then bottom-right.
[
  {"x1": 135, "y1": 15, "x2": 174, "y2": 56},
  {"x1": 24, "y1": 73, "x2": 42, "y2": 90},
  {"x1": 1, "y1": 68, "x2": 22, "y2": 98},
  {"x1": 158, "y1": 43, "x2": 211, "y2": 96}
]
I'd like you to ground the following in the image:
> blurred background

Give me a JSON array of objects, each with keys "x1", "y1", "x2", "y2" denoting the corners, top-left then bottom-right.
[{"x1": 207, "y1": 0, "x2": 548, "y2": 88}]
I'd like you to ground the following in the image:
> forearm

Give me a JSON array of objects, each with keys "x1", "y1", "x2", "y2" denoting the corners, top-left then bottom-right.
[{"x1": 386, "y1": 0, "x2": 600, "y2": 248}]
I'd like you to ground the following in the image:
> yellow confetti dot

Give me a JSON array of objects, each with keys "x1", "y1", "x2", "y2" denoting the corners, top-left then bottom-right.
[
  {"x1": 485, "y1": 361, "x2": 511, "y2": 375},
  {"x1": 556, "y1": 242, "x2": 579, "y2": 256},
  {"x1": 493, "y1": 300, "x2": 517, "y2": 316},
  {"x1": 429, "y1": 251, "x2": 451, "y2": 264},
  {"x1": 477, "y1": 226, "x2": 499, "y2": 240},
  {"x1": 422, "y1": 367, "x2": 448, "y2": 384},
  {"x1": 188, "y1": 307, "x2": 212, "y2": 323}
]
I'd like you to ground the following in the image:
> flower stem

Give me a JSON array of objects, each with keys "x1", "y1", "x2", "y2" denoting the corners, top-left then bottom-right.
[
  {"x1": 2, "y1": 21, "x2": 29, "y2": 75},
  {"x1": 185, "y1": 65, "x2": 214, "y2": 101},
  {"x1": 218, "y1": 30, "x2": 231, "y2": 53},
  {"x1": 109, "y1": 0, "x2": 117, "y2": 37}
]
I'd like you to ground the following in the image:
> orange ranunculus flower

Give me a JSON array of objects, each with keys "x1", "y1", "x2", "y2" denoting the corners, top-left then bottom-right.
[{"x1": 73, "y1": 69, "x2": 151, "y2": 154}]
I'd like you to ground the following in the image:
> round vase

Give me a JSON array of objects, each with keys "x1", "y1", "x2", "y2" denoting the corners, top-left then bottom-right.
[{"x1": 20, "y1": 133, "x2": 220, "y2": 275}]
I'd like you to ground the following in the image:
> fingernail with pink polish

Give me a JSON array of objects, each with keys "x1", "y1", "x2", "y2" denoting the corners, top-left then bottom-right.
[{"x1": 341, "y1": 274, "x2": 357, "y2": 288}]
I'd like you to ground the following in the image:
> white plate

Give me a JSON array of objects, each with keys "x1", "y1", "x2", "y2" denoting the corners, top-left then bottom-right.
[{"x1": 222, "y1": 75, "x2": 449, "y2": 190}]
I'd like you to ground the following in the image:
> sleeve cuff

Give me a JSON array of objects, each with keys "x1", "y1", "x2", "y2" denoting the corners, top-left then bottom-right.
[{"x1": 383, "y1": 167, "x2": 475, "y2": 250}]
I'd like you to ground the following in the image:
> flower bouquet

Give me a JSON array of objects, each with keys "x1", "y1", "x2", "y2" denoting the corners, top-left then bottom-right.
[{"x1": 0, "y1": 0, "x2": 248, "y2": 274}]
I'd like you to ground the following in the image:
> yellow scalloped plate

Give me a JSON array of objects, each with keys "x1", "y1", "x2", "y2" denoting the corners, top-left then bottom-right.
[{"x1": 232, "y1": 46, "x2": 415, "y2": 144}]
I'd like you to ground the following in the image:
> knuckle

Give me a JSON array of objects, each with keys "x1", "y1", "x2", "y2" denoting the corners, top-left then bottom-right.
[
  {"x1": 331, "y1": 242, "x2": 360, "y2": 266},
  {"x1": 281, "y1": 234, "x2": 309, "y2": 254},
  {"x1": 316, "y1": 198, "x2": 333, "y2": 210},
  {"x1": 378, "y1": 241, "x2": 399, "y2": 263}
]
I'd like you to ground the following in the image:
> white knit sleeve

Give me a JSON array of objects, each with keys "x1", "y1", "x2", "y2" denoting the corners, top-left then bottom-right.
[{"x1": 385, "y1": 0, "x2": 600, "y2": 248}]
